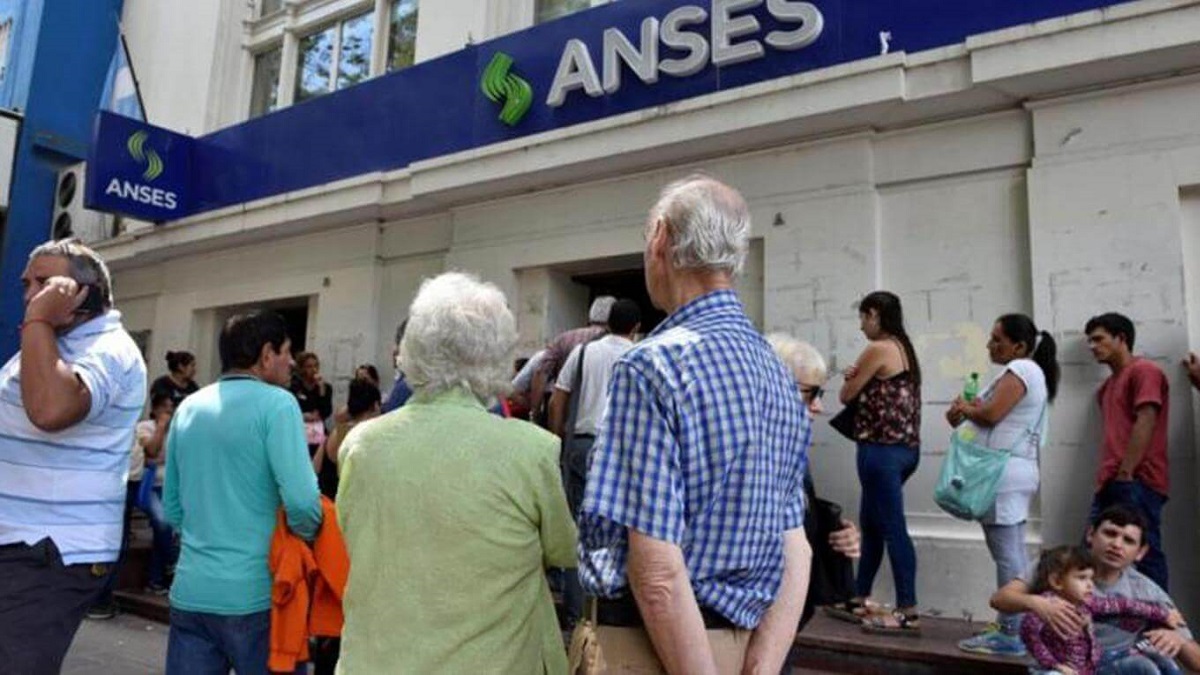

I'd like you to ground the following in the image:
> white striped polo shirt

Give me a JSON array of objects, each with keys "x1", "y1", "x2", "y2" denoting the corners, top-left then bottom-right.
[{"x1": 0, "y1": 310, "x2": 147, "y2": 564}]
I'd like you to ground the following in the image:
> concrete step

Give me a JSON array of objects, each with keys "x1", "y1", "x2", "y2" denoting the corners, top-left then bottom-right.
[
  {"x1": 114, "y1": 589, "x2": 170, "y2": 624},
  {"x1": 789, "y1": 613, "x2": 1032, "y2": 675}
]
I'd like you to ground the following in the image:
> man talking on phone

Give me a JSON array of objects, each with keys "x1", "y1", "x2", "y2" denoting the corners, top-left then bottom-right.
[{"x1": 0, "y1": 239, "x2": 147, "y2": 674}]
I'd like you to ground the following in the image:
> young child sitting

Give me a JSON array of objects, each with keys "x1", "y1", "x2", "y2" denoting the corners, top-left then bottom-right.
[{"x1": 1021, "y1": 546, "x2": 1184, "y2": 675}]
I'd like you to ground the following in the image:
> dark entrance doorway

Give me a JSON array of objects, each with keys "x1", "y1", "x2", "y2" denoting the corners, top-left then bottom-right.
[{"x1": 571, "y1": 267, "x2": 665, "y2": 335}]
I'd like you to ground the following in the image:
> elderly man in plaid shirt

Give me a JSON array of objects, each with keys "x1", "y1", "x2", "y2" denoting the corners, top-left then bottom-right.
[{"x1": 572, "y1": 175, "x2": 813, "y2": 674}]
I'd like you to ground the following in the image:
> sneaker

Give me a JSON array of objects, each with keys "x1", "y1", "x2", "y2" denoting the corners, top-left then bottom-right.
[
  {"x1": 958, "y1": 627, "x2": 1026, "y2": 657},
  {"x1": 85, "y1": 602, "x2": 118, "y2": 620},
  {"x1": 146, "y1": 582, "x2": 170, "y2": 596}
]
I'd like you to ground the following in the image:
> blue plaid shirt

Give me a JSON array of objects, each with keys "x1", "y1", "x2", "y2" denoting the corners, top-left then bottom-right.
[{"x1": 578, "y1": 289, "x2": 811, "y2": 628}]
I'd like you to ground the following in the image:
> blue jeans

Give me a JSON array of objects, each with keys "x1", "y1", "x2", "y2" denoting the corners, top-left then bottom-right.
[
  {"x1": 140, "y1": 485, "x2": 175, "y2": 587},
  {"x1": 166, "y1": 608, "x2": 271, "y2": 675},
  {"x1": 1089, "y1": 479, "x2": 1168, "y2": 591},
  {"x1": 856, "y1": 442, "x2": 919, "y2": 608},
  {"x1": 1097, "y1": 647, "x2": 1183, "y2": 674},
  {"x1": 983, "y1": 522, "x2": 1028, "y2": 634}
]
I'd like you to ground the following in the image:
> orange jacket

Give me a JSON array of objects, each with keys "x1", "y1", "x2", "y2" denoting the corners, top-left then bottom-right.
[{"x1": 268, "y1": 497, "x2": 350, "y2": 672}]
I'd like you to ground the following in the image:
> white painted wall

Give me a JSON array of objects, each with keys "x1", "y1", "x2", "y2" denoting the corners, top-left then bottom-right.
[{"x1": 119, "y1": 0, "x2": 226, "y2": 135}]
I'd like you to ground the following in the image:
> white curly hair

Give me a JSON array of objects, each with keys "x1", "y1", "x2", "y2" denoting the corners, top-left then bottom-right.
[{"x1": 399, "y1": 272, "x2": 517, "y2": 399}]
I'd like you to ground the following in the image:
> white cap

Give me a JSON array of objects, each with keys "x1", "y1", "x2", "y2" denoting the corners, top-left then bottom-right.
[{"x1": 589, "y1": 296, "x2": 617, "y2": 324}]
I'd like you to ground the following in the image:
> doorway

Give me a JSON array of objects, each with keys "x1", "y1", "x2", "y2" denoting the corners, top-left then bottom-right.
[
  {"x1": 571, "y1": 267, "x2": 665, "y2": 335},
  {"x1": 201, "y1": 295, "x2": 312, "y2": 382}
]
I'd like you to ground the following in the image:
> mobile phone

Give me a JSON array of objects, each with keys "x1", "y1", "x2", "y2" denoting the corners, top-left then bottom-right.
[{"x1": 75, "y1": 283, "x2": 105, "y2": 316}]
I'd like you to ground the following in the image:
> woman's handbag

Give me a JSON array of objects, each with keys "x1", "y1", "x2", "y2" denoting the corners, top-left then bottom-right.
[
  {"x1": 934, "y1": 404, "x2": 1047, "y2": 521},
  {"x1": 828, "y1": 399, "x2": 858, "y2": 441},
  {"x1": 933, "y1": 429, "x2": 1010, "y2": 520}
]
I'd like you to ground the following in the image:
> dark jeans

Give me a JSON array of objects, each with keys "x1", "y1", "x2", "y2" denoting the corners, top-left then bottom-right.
[
  {"x1": 166, "y1": 607, "x2": 272, "y2": 675},
  {"x1": 0, "y1": 538, "x2": 113, "y2": 675},
  {"x1": 96, "y1": 482, "x2": 139, "y2": 608},
  {"x1": 143, "y1": 484, "x2": 176, "y2": 587},
  {"x1": 561, "y1": 433, "x2": 595, "y2": 626},
  {"x1": 1090, "y1": 479, "x2": 1168, "y2": 590},
  {"x1": 856, "y1": 442, "x2": 920, "y2": 608}
]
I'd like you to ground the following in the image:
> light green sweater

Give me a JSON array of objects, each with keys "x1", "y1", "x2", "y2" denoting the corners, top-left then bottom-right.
[{"x1": 336, "y1": 387, "x2": 576, "y2": 675}]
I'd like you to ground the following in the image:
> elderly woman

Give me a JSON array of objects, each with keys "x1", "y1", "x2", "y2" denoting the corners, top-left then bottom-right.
[
  {"x1": 766, "y1": 334, "x2": 862, "y2": 628},
  {"x1": 336, "y1": 272, "x2": 576, "y2": 675}
]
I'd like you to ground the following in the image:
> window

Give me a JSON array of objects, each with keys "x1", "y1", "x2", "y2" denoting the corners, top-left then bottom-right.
[
  {"x1": 295, "y1": 25, "x2": 336, "y2": 103},
  {"x1": 387, "y1": 0, "x2": 418, "y2": 72},
  {"x1": 249, "y1": 47, "x2": 282, "y2": 118},
  {"x1": 260, "y1": 0, "x2": 284, "y2": 18},
  {"x1": 536, "y1": 0, "x2": 593, "y2": 24},
  {"x1": 337, "y1": 13, "x2": 374, "y2": 89},
  {"x1": 0, "y1": 19, "x2": 11, "y2": 81},
  {"x1": 295, "y1": 11, "x2": 375, "y2": 103}
]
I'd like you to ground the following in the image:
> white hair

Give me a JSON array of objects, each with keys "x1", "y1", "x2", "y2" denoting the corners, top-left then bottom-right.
[
  {"x1": 766, "y1": 333, "x2": 828, "y2": 384},
  {"x1": 399, "y1": 272, "x2": 517, "y2": 400},
  {"x1": 650, "y1": 174, "x2": 751, "y2": 276}
]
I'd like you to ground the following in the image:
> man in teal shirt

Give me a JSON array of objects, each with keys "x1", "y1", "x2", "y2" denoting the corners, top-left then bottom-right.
[{"x1": 163, "y1": 311, "x2": 322, "y2": 675}]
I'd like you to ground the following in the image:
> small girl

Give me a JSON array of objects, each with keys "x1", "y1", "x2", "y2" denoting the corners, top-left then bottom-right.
[{"x1": 1021, "y1": 546, "x2": 1184, "y2": 675}]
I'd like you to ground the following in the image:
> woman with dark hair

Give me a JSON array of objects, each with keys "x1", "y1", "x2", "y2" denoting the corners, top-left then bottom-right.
[
  {"x1": 290, "y1": 351, "x2": 333, "y2": 442},
  {"x1": 150, "y1": 350, "x2": 200, "y2": 407},
  {"x1": 354, "y1": 364, "x2": 380, "y2": 389},
  {"x1": 830, "y1": 291, "x2": 923, "y2": 635},
  {"x1": 949, "y1": 314, "x2": 1059, "y2": 657}
]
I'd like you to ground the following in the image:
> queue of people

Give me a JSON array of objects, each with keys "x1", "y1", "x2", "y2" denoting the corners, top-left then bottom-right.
[{"x1": 0, "y1": 175, "x2": 1198, "y2": 674}]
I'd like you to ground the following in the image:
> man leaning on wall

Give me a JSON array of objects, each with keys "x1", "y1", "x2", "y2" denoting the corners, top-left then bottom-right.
[
  {"x1": 573, "y1": 175, "x2": 813, "y2": 674},
  {"x1": 0, "y1": 240, "x2": 147, "y2": 674}
]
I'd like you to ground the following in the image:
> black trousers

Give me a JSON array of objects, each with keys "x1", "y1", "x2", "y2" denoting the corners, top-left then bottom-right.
[{"x1": 0, "y1": 538, "x2": 113, "y2": 675}]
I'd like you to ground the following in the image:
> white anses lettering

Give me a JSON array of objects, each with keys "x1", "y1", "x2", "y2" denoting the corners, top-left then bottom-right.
[
  {"x1": 105, "y1": 177, "x2": 178, "y2": 210},
  {"x1": 547, "y1": 0, "x2": 824, "y2": 108}
]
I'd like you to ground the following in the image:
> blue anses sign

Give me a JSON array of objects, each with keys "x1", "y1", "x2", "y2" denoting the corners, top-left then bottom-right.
[
  {"x1": 87, "y1": 0, "x2": 1126, "y2": 223},
  {"x1": 85, "y1": 112, "x2": 193, "y2": 222}
]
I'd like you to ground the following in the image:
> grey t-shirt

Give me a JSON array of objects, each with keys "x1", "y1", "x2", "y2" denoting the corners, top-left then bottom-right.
[{"x1": 1020, "y1": 566, "x2": 1191, "y2": 652}]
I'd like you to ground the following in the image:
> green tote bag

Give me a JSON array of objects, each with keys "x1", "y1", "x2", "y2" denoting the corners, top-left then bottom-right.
[{"x1": 934, "y1": 404, "x2": 1046, "y2": 521}]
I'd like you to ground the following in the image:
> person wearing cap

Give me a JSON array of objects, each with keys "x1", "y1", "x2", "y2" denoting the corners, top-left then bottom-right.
[{"x1": 529, "y1": 296, "x2": 616, "y2": 425}]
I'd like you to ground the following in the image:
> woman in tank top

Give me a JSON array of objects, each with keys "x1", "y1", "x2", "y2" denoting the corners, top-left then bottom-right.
[{"x1": 827, "y1": 291, "x2": 923, "y2": 635}]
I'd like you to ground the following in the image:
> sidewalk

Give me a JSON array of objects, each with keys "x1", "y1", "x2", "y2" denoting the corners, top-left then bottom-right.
[{"x1": 63, "y1": 614, "x2": 167, "y2": 675}]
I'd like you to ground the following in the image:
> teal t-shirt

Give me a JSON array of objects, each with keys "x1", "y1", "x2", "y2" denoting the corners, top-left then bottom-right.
[{"x1": 163, "y1": 375, "x2": 322, "y2": 615}]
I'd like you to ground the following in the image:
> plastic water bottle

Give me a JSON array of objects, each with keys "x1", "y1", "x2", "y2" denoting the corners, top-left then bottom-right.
[
  {"x1": 962, "y1": 372, "x2": 981, "y2": 403},
  {"x1": 956, "y1": 373, "x2": 982, "y2": 442}
]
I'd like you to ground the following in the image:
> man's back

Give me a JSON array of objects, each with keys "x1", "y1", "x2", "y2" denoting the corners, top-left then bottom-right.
[
  {"x1": 581, "y1": 289, "x2": 811, "y2": 628},
  {"x1": 559, "y1": 335, "x2": 634, "y2": 435},
  {"x1": 164, "y1": 376, "x2": 321, "y2": 615}
]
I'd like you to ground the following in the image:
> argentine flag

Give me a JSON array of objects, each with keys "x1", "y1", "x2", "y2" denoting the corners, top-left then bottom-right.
[{"x1": 99, "y1": 33, "x2": 144, "y2": 120}]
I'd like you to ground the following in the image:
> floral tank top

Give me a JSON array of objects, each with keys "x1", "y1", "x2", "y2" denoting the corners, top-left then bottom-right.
[{"x1": 854, "y1": 371, "x2": 921, "y2": 447}]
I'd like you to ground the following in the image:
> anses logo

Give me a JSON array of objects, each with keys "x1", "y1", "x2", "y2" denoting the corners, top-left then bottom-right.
[
  {"x1": 127, "y1": 131, "x2": 164, "y2": 181},
  {"x1": 104, "y1": 130, "x2": 179, "y2": 212},
  {"x1": 481, "y1": 53, "x2": 533, "y2": 127}
]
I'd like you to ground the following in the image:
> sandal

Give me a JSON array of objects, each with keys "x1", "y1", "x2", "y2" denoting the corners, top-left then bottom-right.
[
  {"x1": 823, "y1": 599, "x2": 876, "y2": 624},
  {"x1": 861, "y1": 610, "x2": 922, "y2": 637}
]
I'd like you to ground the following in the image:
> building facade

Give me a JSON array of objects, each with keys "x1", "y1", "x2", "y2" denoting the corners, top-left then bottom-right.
[{"x1": 93, "y1": 0, "x2": 1200, "y2": 618}]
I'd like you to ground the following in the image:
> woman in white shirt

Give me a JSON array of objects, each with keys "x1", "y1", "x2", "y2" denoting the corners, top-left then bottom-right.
[{"x1": 946, "y1": 314, "x2": 1059, "y2": 657}]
